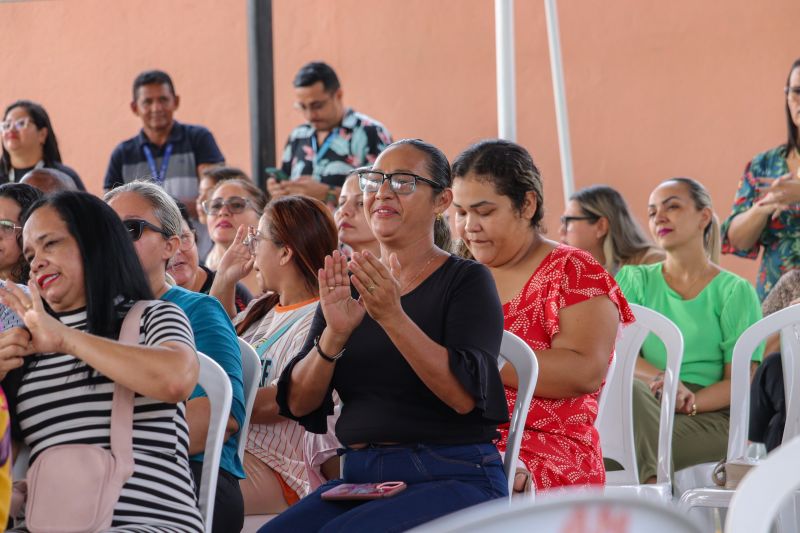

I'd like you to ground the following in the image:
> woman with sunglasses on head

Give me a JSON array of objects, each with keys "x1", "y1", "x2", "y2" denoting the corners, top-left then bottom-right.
[
  {"x1": 257, "y1": 139, "x2": 508, "y2": 532},
  {"x1": 0, "y1": 191, "x2": 203, "y2": 531},
  {"x1": 204, "y1": 178, "x2": 266, "y2": 295},
  {"x1": 451, "y1": 139, "x2": 633, "y2": 491},
  {"x1": 616, "y1": 177, "x2": 763, "y2": 482},
  {"x1": 723, "y1": 58, "x2": 800, "y2": 300},
  {"x1": 169, "y1": 200, "x2": 252, "y2": 313},
  {"x1": 210, "y1": 195, "x2": 338, "y2": 514},
  {"x1": 560, "y1": 185, "x2": 664, "y2": 275},
  {"x1": 0, "y1": 101, "x2": 85, "y2": 190}
]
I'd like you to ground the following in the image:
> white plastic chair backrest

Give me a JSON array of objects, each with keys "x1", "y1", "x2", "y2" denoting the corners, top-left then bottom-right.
[
  {"x1": 725, "y1": 434, "x2": 800, "y2": 533},
  {"x1": 778, "y1": 305, "x2": 800, "y2": 443},
  {"x1": 237, "y1": 337, "x2": 261, "y2": 463},
  {"x1": 499, "y1": 331, "x2": 538, "y2": 496},
  {"x1": 408, "y1": 491, "x2": 704, "y2": 533},
  {"x1": 197, "y1": 352, "x2": 233, "y2": 533},
  {"x1": 598, "y1": 304, "x2": 683, "y2": 486},
  {"x1": 594, "y1": 350, "x2": 617, "y2": 430},
  {"x1": 727, "y1": 305, "x2": 800, "y2": 462}
]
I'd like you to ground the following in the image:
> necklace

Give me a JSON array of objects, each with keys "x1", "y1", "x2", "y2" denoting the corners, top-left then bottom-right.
[
  {"x1": 663, "y1": 264, "x2": 711, "y2": 298},
  {"x1": 400, "y1": 251, "x2": 439, "y2": 293}
]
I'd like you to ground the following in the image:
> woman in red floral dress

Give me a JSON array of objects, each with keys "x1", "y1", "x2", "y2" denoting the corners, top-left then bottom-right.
[{"x1": 451, "y1": 139, "x2": 635, "y2": 490}]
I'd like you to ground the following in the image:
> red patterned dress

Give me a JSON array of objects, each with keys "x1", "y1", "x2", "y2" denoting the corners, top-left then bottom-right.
[{"x1": 496, "y1": 245, "x2": 635, "y2": 490}]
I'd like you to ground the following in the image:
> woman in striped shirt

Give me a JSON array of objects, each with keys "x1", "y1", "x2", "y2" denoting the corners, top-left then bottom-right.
[
  {"x1": 211, "y1": 195, "x2": 338, "y2": 515},
  {"x1": 0, "y1": 192, "x2": 203, "y2": 532}
]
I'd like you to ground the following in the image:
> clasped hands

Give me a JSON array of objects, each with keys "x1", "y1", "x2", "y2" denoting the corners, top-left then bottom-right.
[
  {"x1": 649, "y1": 372, "x2": 696, "y2": 415},
  {"x1": 318, "y1": 250, "x2": 403, "y2": 335},
  {"x1": 0, "y1": 281, "x2": 69, "y2": 378},
  {"x1": 755, "y1": 173, "x2": 800, "y2": 219}
]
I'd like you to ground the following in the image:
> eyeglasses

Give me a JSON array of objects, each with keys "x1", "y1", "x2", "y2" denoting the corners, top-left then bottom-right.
[
  {"x1": 0, "y1": 117, "x2": 32, "y2": 132},
  {"x1": 123, "y1": 219, "x2": 172, "y2": 241},
  {"x1": 560, "y1": 215, "x2": 599, "y2": 227},
  {"x1": 293, "y1": 96, "x2": 333, "y2": 113},
  {"x1": 178, "y1": 230, "x2": 196, "y2": 250},
  {"x1": 0, "y1": 219, "x2": 21, "y2": 236},
  {"x1": 786, "y1": 86, "x2": 800, "y2": 100},
  {"x1": 355, "y1": 169, "x2": 444, "y2": 195},
  {"x1": 242, "y1": 226, "x2": 265, "y2": 254},
  {"x1": 202, "y1": 196, "x2": 255, "y2": 216}
]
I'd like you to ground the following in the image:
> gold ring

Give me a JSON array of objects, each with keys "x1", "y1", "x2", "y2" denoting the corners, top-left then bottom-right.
[{"x1": 367, "y1": 285, "x2": 376, "y2": 293}]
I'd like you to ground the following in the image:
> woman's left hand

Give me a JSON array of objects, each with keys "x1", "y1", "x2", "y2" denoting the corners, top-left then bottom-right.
[
  {"x1": 0, "y1": 282, "x2": 70, "y2": 354},
  {"x1": 349, "y1": 250, "x2": 403, "y2": 323}
]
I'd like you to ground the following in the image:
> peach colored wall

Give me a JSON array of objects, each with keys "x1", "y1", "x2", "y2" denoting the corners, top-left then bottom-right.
[
  {"x1": 0, "y1": 0, "x2": 251, "y2": 195},
  {"x1": 272, "y1": 0, "x2": 800, "y2": 281},
  {"x1": 2, "y1": 0, "x2": 799, "y2": 284}
]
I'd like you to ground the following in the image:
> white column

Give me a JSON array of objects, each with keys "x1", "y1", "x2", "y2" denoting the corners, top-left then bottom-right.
[
  {"x1": 495, "y1": 0, "x2": 516, "y2": 141},
  {"x1": 544, "y1": 0, "x2": 575, "y2": 205}
]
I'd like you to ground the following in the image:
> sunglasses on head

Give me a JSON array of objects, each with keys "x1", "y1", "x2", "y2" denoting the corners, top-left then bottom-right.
[{"x1": 123, "y1": 219, "x2": 171, "y2": 241}]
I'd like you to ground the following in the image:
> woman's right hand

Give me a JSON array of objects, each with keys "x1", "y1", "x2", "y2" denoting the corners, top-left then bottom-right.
[
  {"x1": 318, "y1": 250, "x2": 365, "y2": 337},
  {"x1": 216, "y1": 225, "x2": 255, "y2": 285}
]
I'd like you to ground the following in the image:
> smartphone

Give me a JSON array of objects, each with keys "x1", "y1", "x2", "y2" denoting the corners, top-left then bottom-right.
[
  {"x1": 321, "y1": 481, "x2": 407, "y2": 501},
  {"x1": 264, "y1": 166, "x2": 290, "y2": 181}
]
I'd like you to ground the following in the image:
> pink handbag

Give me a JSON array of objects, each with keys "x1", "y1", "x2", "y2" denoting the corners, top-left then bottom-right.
[{"x1": 18, "y1": 301, "x2": 149, "y2": 533}]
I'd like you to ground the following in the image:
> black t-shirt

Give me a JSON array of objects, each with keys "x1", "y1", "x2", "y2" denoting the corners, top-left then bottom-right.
[
  {"x1": 276, "y1": 255, "x2": 509, "y2": 446},
  {"x1": 0, "y1": 161, "x2": 86, "y2": 190}
]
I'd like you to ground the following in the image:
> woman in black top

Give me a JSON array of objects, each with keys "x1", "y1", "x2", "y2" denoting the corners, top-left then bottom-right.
[
  {"x1": 0, "y1": 101, "x2": 85, "y2": 190},
  {"x1": 260, "y1": 139, "x2": 508, "y2": 533}
]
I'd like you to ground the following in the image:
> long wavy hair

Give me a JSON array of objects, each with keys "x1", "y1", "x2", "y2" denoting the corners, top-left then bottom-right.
[{"x1": 236, "y1": 195, "x2": 337, "y2": 335}]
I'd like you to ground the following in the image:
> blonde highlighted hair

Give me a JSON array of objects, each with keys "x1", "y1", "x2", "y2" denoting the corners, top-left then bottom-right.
[{"x1": 570, "y1": 185, "x2": 655, "y2": 273}]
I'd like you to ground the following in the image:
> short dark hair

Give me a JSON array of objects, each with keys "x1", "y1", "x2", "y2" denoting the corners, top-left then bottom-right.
[
  {"x1": 452, "y1": 139, "x2": 544, "y2": 229},
  {"x1": 132, "y1": 70, "x2": 176, "y2": 101},
  {"x1": 1, "y1": 100, "x2": 63, "y2": 173},
  {"x1": 22, "y1": 192, "x2": 154, "y2": 339},
  {"x1": 293, "y1": 62, "x2": 340, "y2": 93},
  {"x1": 201, "y1": 166, "x2": 249, "y2": 184},
  {"x1": 0, "y1": 183, "x2": 42, "y2": 283},
  {"x1": 786, "y1": 58, "x2": 800, "y2": 156}
]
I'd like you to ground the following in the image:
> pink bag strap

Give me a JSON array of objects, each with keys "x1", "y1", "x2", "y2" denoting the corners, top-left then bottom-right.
[{"x1": 108, "y1": 300, "x2": 151, "y2": 474}]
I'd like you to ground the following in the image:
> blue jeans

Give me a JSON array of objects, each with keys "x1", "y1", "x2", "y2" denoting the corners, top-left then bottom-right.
[{"x1": 257, "y1": 443, "x2": 508, "y2": 533}]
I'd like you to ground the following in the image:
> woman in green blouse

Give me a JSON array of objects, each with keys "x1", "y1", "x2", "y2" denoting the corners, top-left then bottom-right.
[{"x1": 616, "y1": 177, "x2": 763, "y2": 483}]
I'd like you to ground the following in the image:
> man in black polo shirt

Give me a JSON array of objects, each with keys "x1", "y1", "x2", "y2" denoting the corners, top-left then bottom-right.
[
  {"x1": 104, "y1": 70, "x2": 224, "y2": 217},
  {"x1": 268, "y1": 62, "x2": 392, "y2": 206}
]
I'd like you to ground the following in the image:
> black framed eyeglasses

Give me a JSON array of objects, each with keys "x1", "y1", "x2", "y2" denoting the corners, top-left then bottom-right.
[
  {"x1": 354, "y1": 169, "x2": 444, "y2": 195},
  {"x1": 123, "y1": 219, "x2": 172, "y2": 241},
  {"x1": 202, "y1": 196, "x2": 255, "y2": 216},
  {"x1": 560, "y1": 215, "x2": 600, "y2": 227}
]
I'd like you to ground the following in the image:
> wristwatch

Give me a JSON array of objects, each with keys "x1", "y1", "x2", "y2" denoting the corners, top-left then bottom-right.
[{"x1": 314, "y1": 336, "x2": 345, "y2": 363}]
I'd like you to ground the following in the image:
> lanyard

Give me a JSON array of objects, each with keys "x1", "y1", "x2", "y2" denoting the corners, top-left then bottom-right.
[
  {"x1": 311, "y1": 129, "x2": 339, "y2": 167},
  {"x1": 142, "y1": 143, "x2": 173, "y2": 185}
]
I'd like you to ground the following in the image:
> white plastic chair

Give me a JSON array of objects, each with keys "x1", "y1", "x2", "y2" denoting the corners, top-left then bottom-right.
[
  {"x1": 597, "y1": 304, "x2": 683, "y2": 502},
  {"x1": 594, "y1": 350, "x2": 617, "y2": 431},
  {"x1": 408, "y1": 490, "x2": 704, "y2": 533},
  {"x1": 679, "y1": 305, "x2": 800, "y2": 532},
  {"x1": 725, "y1": 435, "x2": 800, "y2": 533},
  {"x1": 498, "y1": 330, "x2": 539, "y2": 497},
  {"x1": 237, "y1": 337, "x2": 261, "y2": 463},
  {"x1": 196, "y1": 352, "x2": 233, "y2": 533}
]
